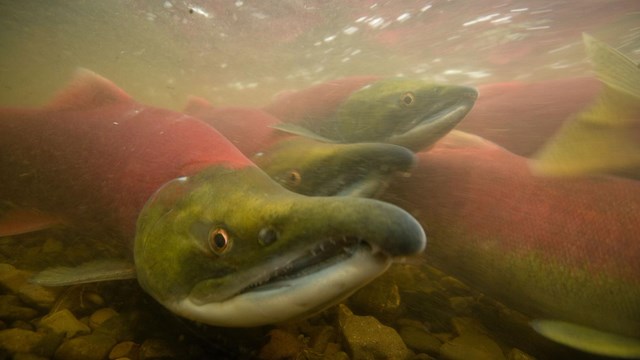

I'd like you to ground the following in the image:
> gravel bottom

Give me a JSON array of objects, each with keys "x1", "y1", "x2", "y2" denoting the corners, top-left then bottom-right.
[{"x1": 0, "y1": 228, "x2": 607, "y2": 360}]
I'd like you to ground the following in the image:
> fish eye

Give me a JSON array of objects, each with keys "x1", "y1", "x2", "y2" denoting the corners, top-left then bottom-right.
[
  {"x1": 258, "y1": 227, "x2": 279, "y2": 246},
  {"x1": 285, "y1": 170, "x2": 302, "y2": 187},
  {"x1": 209, "y1": 228, "x2": 230, "y2": 255},
  {"x1": 400, "y1": 92, "x2": 416, "y2": 107}
]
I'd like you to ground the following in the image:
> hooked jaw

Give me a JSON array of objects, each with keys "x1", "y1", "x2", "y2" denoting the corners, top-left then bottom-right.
[
  {"x1": 391, "y1": 86, "x2": 479, "y2": 151},
  {"x1": 134, "y1": 166, "x2": 425, "y2": 327},
  {"x1": 174, "y1": 241, "x2": 391, "y2": 327}
]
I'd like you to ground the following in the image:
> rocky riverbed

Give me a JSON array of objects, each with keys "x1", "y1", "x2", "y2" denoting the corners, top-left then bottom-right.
[{"x1": 0, "y1": 227, "x2": 605, "y2": 360}]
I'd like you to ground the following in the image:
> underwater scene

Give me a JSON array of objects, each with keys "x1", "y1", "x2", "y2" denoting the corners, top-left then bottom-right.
[{"x1": 1, "y1": 1, "x2": 640, "y2": 359}]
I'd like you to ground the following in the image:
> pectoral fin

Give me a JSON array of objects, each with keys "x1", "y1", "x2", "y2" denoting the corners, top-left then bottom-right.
[
  {"x1": 270, "y1": 123, "x2": 336, "y2": 143},
  {"x1": 32, "y1": 259, "x2": 136, "y2": 286},
  {"x1": 531, "y1": 319, "x2": 640, "y2": 358}
]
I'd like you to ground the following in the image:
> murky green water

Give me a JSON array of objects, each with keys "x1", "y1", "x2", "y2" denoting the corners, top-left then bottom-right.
[{"x1": 1, "y1": 1, "x2": 639, "y2": 359}]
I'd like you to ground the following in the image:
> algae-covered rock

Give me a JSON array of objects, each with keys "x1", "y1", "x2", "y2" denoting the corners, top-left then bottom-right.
[
  {"x1": 398, "y1": 325, "x2": 442, "y2": 355},
  {"x1": 0, "y1": 327, "x2": 45, "y2": 354},
  {"x1": 39, "y1": 309, "x2": 91, "y2": 338},
  {"x1": 54, "y1": 333, "x2": 118, "y2": 360},
  {"x1": 259, "y1": 328, "x2": 305, "y2": 360},
  {"x1": 440, "y1": 333, "x2": 506, "y2": 360},
  {"x1": 0, "y1": 294, "x2": 38, "y2": 320},
  {"x1": 349, "y1": 275, "x2": 403, "y2": 321},
  {"x1": 138, "y1": 338, "x2": 177, "y2": 360},
  {"x1": 507, "y1": 347, "x2": 537, "y2": 360},
  {"x1": 0, "y1": 263, "x2": 58, "y2": 309},
  {"x1": 337, "y1": 304, "x2": 412, "y2": 360},
  {"x1": 109, "y1": 340, "x2": 140, "y2": 360},
  {"x1": 89, "y1": 308, "x2": 119, "y2": 330}
]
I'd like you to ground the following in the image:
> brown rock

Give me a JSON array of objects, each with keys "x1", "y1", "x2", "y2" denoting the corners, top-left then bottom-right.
[
  {"x1": 0, "y1": 264, "x2": 58, "y2": 309},
  {"x1": 259, "y1": 328, "x2": 305, "y2": 360},
  {"x1": 0, "y1": 294, "x2": 38, "y2": 320},
  {"x1": 399, "y1": 326, "x2": 442, "y2": 355},
  {"x1": 337, "y1": 304, "x2": 412, "y2": 360},
  {"x1": 89, "y1": 308, "x2": 119, "y2": 330},
  {"x1": 39, "y1": 309, "x2": 91, "y2": 338},
  {"x1": 138, "y1": 338, "x2": 177, "y2": 360},
  {"x1": 440, "y1": 333, "x2": 506, "y2": 360},
  {"x1": 54, "y1": 333, "x2": 118, "y2": 360},
  {"x1": 0, "y1": 327, "x2": 45, "y2": 354},
  {"x1": 109, "y1": 341, "x2": 140, "y2": 360}
]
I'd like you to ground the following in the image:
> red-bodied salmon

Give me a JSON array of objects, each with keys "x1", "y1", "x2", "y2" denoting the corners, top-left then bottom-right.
[
  {"x1": 458, "y1": 76, "x2": 602, "y2": 156},
  {"x1": 381, "y1": 130, "x2": 640, "y2": 358},
  {"x1": 0, "y1": 70, "x2": 426, "y2": 327},
  {"x1": 184, "y1": 98, "x2": 416, "y2": 197},
  {"x1": 262, "y1": 77, "x2": 478, "y2": 151}
]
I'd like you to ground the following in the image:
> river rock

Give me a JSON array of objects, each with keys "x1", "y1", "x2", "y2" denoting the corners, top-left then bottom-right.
[
  {"x1": 337, "y1": 304, "x2": 412, "y2": 360},
  {"x1": 259, "y1": 328, "x2": 305, "y2": 359},
  {"x1": 89, "y1": 308, "x2": 119, "y2": 330},
  {"x1": 450, "y1": 317, "x2": 489, "y2": 336},
  {"x1": 138, "y1": 338, "x2": 177, "y2": 360},
  {"x1": 349, "y1": 276, "x2": 403, "y2": 321},
  {"x1": 0, "y1": 294, "x2": 38, "y2": 320},
  {"x1": 440, "y1": 333, "x2": 506, "y2": 360},
  {"x1": 54, "y1": 333, "x2": 117, "y2": 360},
  {"x1": 0, "y1": 263, "x2": 58, "y2": 309},
  {"x1": 507, "y1": 347, "x2": 537, "y2": 360},
  {"x1": 398, "y1": 325, "x2": 442, "y2": 355},
  {"x1": 309, "y1": 325, "x2": 336, "y2": 353},
  {"x1": 109, "y1": 341, "x2": 140, "y2": 359},
  {"x1": 0, "y1": 327, "x2": 45, "y2": 354},
  {"x1": 39, "y1": 309, "x2": 91, "y2": 338}
]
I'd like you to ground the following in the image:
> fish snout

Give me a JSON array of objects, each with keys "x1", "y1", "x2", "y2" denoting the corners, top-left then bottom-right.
[{"x1": 291, "y1": 196, "x2": 427, "y2": 258}]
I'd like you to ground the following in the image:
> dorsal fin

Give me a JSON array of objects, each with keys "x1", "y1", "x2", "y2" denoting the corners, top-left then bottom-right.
[
  {"x1": 183, "y1": 95, "x2": 215, "y2": 116},
  {"x1": 46, "y1": 68, "x2": 132, "y2": 111}
]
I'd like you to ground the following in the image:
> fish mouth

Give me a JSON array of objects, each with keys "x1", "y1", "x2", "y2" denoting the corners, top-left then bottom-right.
[
  {"x1": 243, "y1": 236, "x2": 376, "y2": 293},
  {"x1": 176, "y1": 236, "x2": 391, "y2": 327}
]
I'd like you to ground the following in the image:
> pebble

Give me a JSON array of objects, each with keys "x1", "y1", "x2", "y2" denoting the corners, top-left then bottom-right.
[
  {"x1": 89, "y1": 307, "x2": 119, "y2": 329},
  {"x1": 439, "y1": 276, "x2": 471, "y2": 296},
  {"x1": 507, "y1": 347, "x2": 537, "y2": 360},
  {"x1": 109, "y1": 341, "x2": 140, "y2": 359},
  {"x1": 0, "y1": 263, "x2": 59, "y2": 309},
  {"x1": 39, "y1": 309, "x2": 91, "y2": 338},
  {"x1": 449, "y1": 296, "x2": 475, "y2": 315},
  {"x1": 309, "y1": 325, "x2": 336, "y2": 353},
  {"x1": 0, "y1": 327, "x2": 45, "y2": 354},
  {"x1": 440, "y1": 333, "x2": 506, "y2": 360},
  {"x1": 0, "y1": 294, "x2": 38, "y2": 320},
  {"x1": 337, "y1": 304, "x2": 412, "y2": 360},
  {"x1": 349, "y1": 276, "x2": 403, "y2": 321},
  {"x1": 450, "y1": 316, "x2": 489, "y2": 336},
  {"x1": 398, "y1": 325, "x2": 442, "y2": 355},
  {"x1": 259, "y1": 328, "x2": 305, "y2": 359},
  {"x1": 54, "y1": 333, "x2": 118, "y2": 360},
  {"x1": 138, "y1": 338, "x2": 177, "y2": 360}
]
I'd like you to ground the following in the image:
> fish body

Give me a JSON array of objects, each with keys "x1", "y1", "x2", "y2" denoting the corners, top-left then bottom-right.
[
  {"x1": 0, "y1": 71, "x2": 247, "y2": 237},
  {"x1": 532, "y1": 34, "x2": 640, "y2": 179},
  {"x1": 263, "y1": 77, "x2": 478, "y2": 151},
  {"x1": 1, "y1": 70, "x2": 427, "y2": 327},
  {"x1": 458, "y1": 76, "x2": 602, "y2": 156},
  {"x1": 382, "y1": 131, "x2": 640, "y2": 357},
  {"x1": 184, "y1": 98, "x2": 417, "y2": 197}
]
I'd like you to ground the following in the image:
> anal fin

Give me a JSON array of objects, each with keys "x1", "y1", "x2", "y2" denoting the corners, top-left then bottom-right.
[{"x1": 531, "y1": 319, "x2": 640, "y2": 358}]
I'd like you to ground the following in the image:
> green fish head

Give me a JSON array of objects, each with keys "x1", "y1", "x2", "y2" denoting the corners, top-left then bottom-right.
[
  {"x1": 134, "y1": 165, "x2": 425, "y2": 327},
  {"x1": 252, "y1": 137, "x2": 416, "y2": 197},
  {"x1": 336, "y1": 79, "x2": 478, "y2": 151}
]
